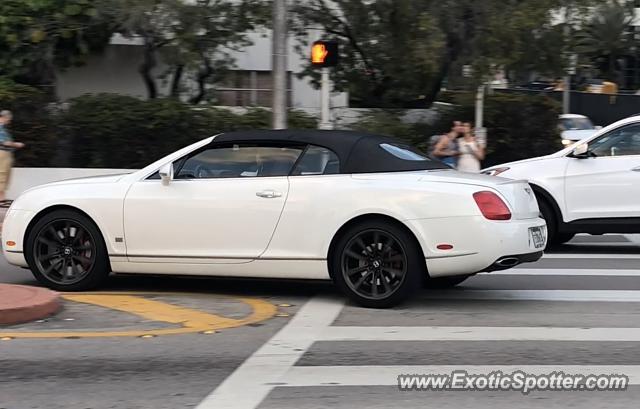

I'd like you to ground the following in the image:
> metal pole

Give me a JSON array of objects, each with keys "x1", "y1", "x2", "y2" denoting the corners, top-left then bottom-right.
[
  {"x1": 474, "y1": 84, "x2": 487, "y2": 147},
  {"x1": 319, "y1": 67, "x2": 332, "y2": 130},
  {"x1": 563, "y1": 75, "x2": 571, "y2": 114},
  {"x1": 563, "y1": 2, "x2": 572, "y2": 115},
  {"x1": 272, "y1": 0, "x2": 287, "y2": 129}
]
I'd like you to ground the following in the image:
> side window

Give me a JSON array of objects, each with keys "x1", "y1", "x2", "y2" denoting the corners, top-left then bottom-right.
[
  {"x1": 589, "y1": 124, "x2": 640, "y2": 157},
  {"x1": 291, "y1": 145, "x2": 340, "y2": 175},
  {"x1": 175, "y1": 144, "x2": 303, "y2": 179}
]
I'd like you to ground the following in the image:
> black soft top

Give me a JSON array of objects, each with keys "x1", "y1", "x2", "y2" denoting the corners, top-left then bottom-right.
[{"x1": 211, "y1": 129, "x2": 448, "y2": 174}]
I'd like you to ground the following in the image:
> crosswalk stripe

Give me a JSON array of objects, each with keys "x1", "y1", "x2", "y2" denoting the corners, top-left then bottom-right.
[
  {"x1": 492, "y1": 268, "x2": 640, "y2": 276},
  {"x1": 543, "y1": 253, "x2": 640, "y2": 259},
  {"x1": 318, "y1": 326, "x2": 640, "y2": 342},
  {"x1": 281, "y1": 365, "x2": 640, "y2": 387},
  {"x1": 425, "y1": 290, "x2": 640, "y2": 302},
  {"x1": 196, "y1": 296, "x2": 345, "y2": 409}
]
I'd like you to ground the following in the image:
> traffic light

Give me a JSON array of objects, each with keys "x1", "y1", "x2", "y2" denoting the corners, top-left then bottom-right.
[{"x1": 311, "y1": 41, "x2": 339, "y2": 67}]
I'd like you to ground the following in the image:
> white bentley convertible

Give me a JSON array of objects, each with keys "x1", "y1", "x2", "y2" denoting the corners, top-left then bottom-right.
[{"x1": 2, "y1": 130, "x2": 546, "y2": 307}]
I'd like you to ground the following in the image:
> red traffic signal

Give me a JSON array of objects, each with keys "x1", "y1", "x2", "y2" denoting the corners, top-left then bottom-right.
[{"x1": 311, "y1": 41, "x2": 338, "y2": 67}]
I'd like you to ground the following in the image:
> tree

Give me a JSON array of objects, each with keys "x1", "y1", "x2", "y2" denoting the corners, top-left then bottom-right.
[
  {"x1": 292, "y1": 0, "x2": 596, "y2": 107},
  {"x1": 112, "y1": 0, "x2": 269, "y2": 101},
  {"x1": 0, "y1": 0, "x2": 115, "y2": 95},
  {"x1": 576, "y1": 0, "x2": 635, "y2": 84}
]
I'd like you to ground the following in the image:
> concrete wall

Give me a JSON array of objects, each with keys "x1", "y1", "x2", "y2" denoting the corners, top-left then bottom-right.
[{"x1": 7, "y1": 168, "x2": 135, "y2": 200}]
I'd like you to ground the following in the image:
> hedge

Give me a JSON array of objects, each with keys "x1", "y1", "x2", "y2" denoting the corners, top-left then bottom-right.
[
  {"x1": 0, "y1": 78, "x2": 56, "y2": 167},
  {"x1": 0, "y1": 85, "x2": 560, "y2": 169},
  {"x1": 0, "y1": 90, "x2": 318, "y2": 168},
  {"x1": 353, "y1": 93, "x2": 563, "y2": 168}
]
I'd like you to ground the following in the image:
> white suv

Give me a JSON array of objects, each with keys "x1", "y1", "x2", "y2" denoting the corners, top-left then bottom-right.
[{"x1": 484, "y1": 115, "x2": 640, "y2": 246}]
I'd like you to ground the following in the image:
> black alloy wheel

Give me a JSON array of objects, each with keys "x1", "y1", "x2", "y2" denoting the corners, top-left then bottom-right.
[
  {"x1": 331, "y1": 220, "x2": 424, "y2": 308},
  {"x1": 33, "y1": 219, "x2": 96, "y2": 285},
  {"x1": 341, "y1": 229, "x2": 408, "y2": 300},
  {"x1": 26, "y1": 210, "x2": 110, "y2": 291}
]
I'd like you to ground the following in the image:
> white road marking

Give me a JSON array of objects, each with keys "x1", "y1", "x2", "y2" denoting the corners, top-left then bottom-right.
[
  {"x1": 319, "y1": 326, "x2": 640, "y2": 342},
  {"x1": 280, "y1": 365, "x2": 640, "y2": 387},
  {"x1": 425, "y1": 290, "x2": 640, "y2": 302},
  {"x1": 543, "y1": 253, "x2": 640, "y2": 259},
  {"x1": 493, "y1": 268, "x2": 640, "y2": 276},
  {"x1": 625, "y1": 235, "x2": 640, "y2": 245},
  {"x1": 195, "y1": 296, "x2": 345, "y2": 409}
]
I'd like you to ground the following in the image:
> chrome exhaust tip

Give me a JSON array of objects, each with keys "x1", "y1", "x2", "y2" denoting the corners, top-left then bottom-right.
[{"x1": 495, "y1": 257, "x2": 520, "y2": 268}]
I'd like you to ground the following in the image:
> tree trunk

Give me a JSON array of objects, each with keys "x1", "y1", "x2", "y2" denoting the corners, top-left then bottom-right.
[
  {"x1": 139, "y1": 41, "x2": 158, "y2": 99},
  {"x1": 423, "y1": 47, "x2": 456, "y2": 108},
  {"x1": 170, "y1": 64, "x2": 184, "y2": 98},
  {"x1": 189, "y1": 58, "x2": 213, "y2": 104}
]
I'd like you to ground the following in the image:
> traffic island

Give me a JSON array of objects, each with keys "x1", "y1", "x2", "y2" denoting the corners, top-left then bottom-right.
[{"x1": 0, "y1": 284, "x2": 61, "y2": 325}]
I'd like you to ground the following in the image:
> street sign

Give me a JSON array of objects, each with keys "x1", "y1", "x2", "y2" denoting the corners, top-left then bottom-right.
[{"x1": 311, "y1": 41, "x2": 339, "y2": 67}]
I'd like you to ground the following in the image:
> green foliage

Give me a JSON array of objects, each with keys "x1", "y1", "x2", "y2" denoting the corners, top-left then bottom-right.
[
  {"x1": 351, "y1": 111, "x2": 417, "y2": 143},
  {"x1": 353, "y1": 93, "x2": 562, "y2": 167},
  {"x1": 0, "y1": 0, "x2": 114, "y2": 88},
  {"x1": 575, "y1": 0, "x2": 635, "y2": 83},
  {"x1": 292, "y1": 0, "x2": 597, "y2": 108},
  {"x1": 471, "y1": 93, "x2": 562, "y2": 167},
  {"x1": 55, "y1": 94, "x2": 317, "y2": 168},
  {"x1": 0, "y1": 77, "x2": 55, "y2": 166},
  {"x1": 111, "y1": 0, "x2": 270, "y2": 101}
]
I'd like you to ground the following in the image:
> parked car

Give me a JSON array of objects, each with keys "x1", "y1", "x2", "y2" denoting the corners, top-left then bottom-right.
[
  {"x1": 2, "y1": 130, "x2": 546, "y2": 308},
  {"x1": 558, "y1": 114, "x2": 600, "y2": 146},
  {"x1": 484, "y1": 115, "x2": 640, "y2": 247}
]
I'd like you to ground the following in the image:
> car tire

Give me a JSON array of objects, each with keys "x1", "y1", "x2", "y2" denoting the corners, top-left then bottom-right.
[
  {"x1": 25, "y1": 209, "x2": 111, "y2": 291},
  {"x1": 554, "y1": 233, "x2": 575, "y2": 244},
  {"x1": 536, "y1": 194, "x2": 559, "y2": 248},
  {"x1": 423, "y1": 274, "x2": 472, "y2": 289},
  {"x1": 330, "y1": 219, "x2": 424, "y2": 308}
]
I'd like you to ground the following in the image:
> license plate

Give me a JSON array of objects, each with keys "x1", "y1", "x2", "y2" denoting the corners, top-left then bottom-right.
[{"x1": 529, "y1": 226, "x2": 546, "y2": 249}]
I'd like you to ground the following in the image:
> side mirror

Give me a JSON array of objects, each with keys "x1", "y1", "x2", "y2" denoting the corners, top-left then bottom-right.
[
  {"x1": 159, "y1": 162, "x2": 174, "y2": 185},
  {"x1": 571, "y1": 143, "x2": 590, "y2": 159}
]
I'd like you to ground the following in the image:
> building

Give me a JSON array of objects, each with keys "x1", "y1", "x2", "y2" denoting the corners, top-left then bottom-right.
[{"x1": 56, "y1": 30, "x2": 348, "y2": 112}]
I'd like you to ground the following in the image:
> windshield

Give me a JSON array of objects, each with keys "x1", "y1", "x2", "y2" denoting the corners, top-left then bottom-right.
[{"x1": 560, "y1": 117, "x2": 595, "y2": 131}]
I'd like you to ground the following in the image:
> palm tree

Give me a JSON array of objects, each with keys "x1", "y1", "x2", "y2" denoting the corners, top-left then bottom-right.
[{"x1": 576, "y1": 0, "x2": 635, "y2": 84}]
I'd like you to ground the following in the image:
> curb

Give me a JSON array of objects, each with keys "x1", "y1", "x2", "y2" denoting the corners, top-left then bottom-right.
[{"x1": 0, "y1": 284, "x2": 61, "y2": 325}]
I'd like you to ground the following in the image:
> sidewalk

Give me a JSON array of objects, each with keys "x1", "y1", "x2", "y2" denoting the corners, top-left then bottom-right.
[{"x1": 0, "y1": 284, "x2": 61, "y2": 325}]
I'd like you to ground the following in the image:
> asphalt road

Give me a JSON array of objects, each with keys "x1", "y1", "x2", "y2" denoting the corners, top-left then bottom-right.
[{"x1": 1, "y1": 234, "x2": 640, "y2": 409}]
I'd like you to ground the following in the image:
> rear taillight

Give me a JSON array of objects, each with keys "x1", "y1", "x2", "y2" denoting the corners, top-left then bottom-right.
[{"x1": 473, "y1": 191, "x2": 511, "y2": 220}]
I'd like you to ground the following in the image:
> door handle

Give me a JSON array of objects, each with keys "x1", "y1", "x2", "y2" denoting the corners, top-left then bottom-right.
[
  {"x1": 256, "y1": 190, "x2": 282, "y2": 198},
  {"x1": 632, "y1": 166, "x2": 640, "y2": 172}
]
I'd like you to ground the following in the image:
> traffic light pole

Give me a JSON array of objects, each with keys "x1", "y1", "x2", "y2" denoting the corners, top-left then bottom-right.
[
  {"x1": 319, "y1": 67, "x2": 332, "y2": 130},
  {"x1": 272, "y1": 0, "x2": 288, "y2": 129}
]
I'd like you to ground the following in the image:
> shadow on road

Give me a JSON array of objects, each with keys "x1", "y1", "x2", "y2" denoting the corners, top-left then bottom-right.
[{"x1": 105, "y1": 273, "x2": 339, "y2": 299}]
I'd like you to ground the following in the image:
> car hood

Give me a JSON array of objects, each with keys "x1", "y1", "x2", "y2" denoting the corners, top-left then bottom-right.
[
  {"x1": 482, "y1": 154, "x2": 557, "y2": 171},
  {"x1": 42, "y1": 173, "x2": 132, "y2": 187}
]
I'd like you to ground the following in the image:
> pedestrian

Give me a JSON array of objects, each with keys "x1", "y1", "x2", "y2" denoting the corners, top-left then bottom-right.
[
  {"x1": 456, "y1": 121, "x2": 485, "y2": 172},
  {"x1": 431, "y1": 121, "x2": 463, "y2": 168},
  {"x1": 0, "y1": 110, "x2": 25, "y2": 207}
]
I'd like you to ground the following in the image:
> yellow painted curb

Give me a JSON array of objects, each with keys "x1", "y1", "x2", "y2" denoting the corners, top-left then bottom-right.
[{"x1": 0, "y1": 293, "x2": 277, "y2": 339}]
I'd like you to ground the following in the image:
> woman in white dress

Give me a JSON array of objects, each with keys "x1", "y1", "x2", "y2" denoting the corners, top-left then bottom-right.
[{"x1": 456, "y1": 122, "x2": 485, "y2": 172}]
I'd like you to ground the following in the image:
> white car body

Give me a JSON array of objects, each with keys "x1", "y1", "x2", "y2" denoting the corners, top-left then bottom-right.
[
  {"x1": 484, "y1": 115, "x2": 640, "y2": 240},
  {"x1": 2, "y1": 131, "x2": 546, "y2": 305}
]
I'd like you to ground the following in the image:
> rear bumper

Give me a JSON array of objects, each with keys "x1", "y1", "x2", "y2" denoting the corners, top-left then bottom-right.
[
  {"x1": 406, "y1": 216, "x2": 547, "y2": 278},
  {"x1": 481, "y1": 250, "x2": 543, "y2": 273}
]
